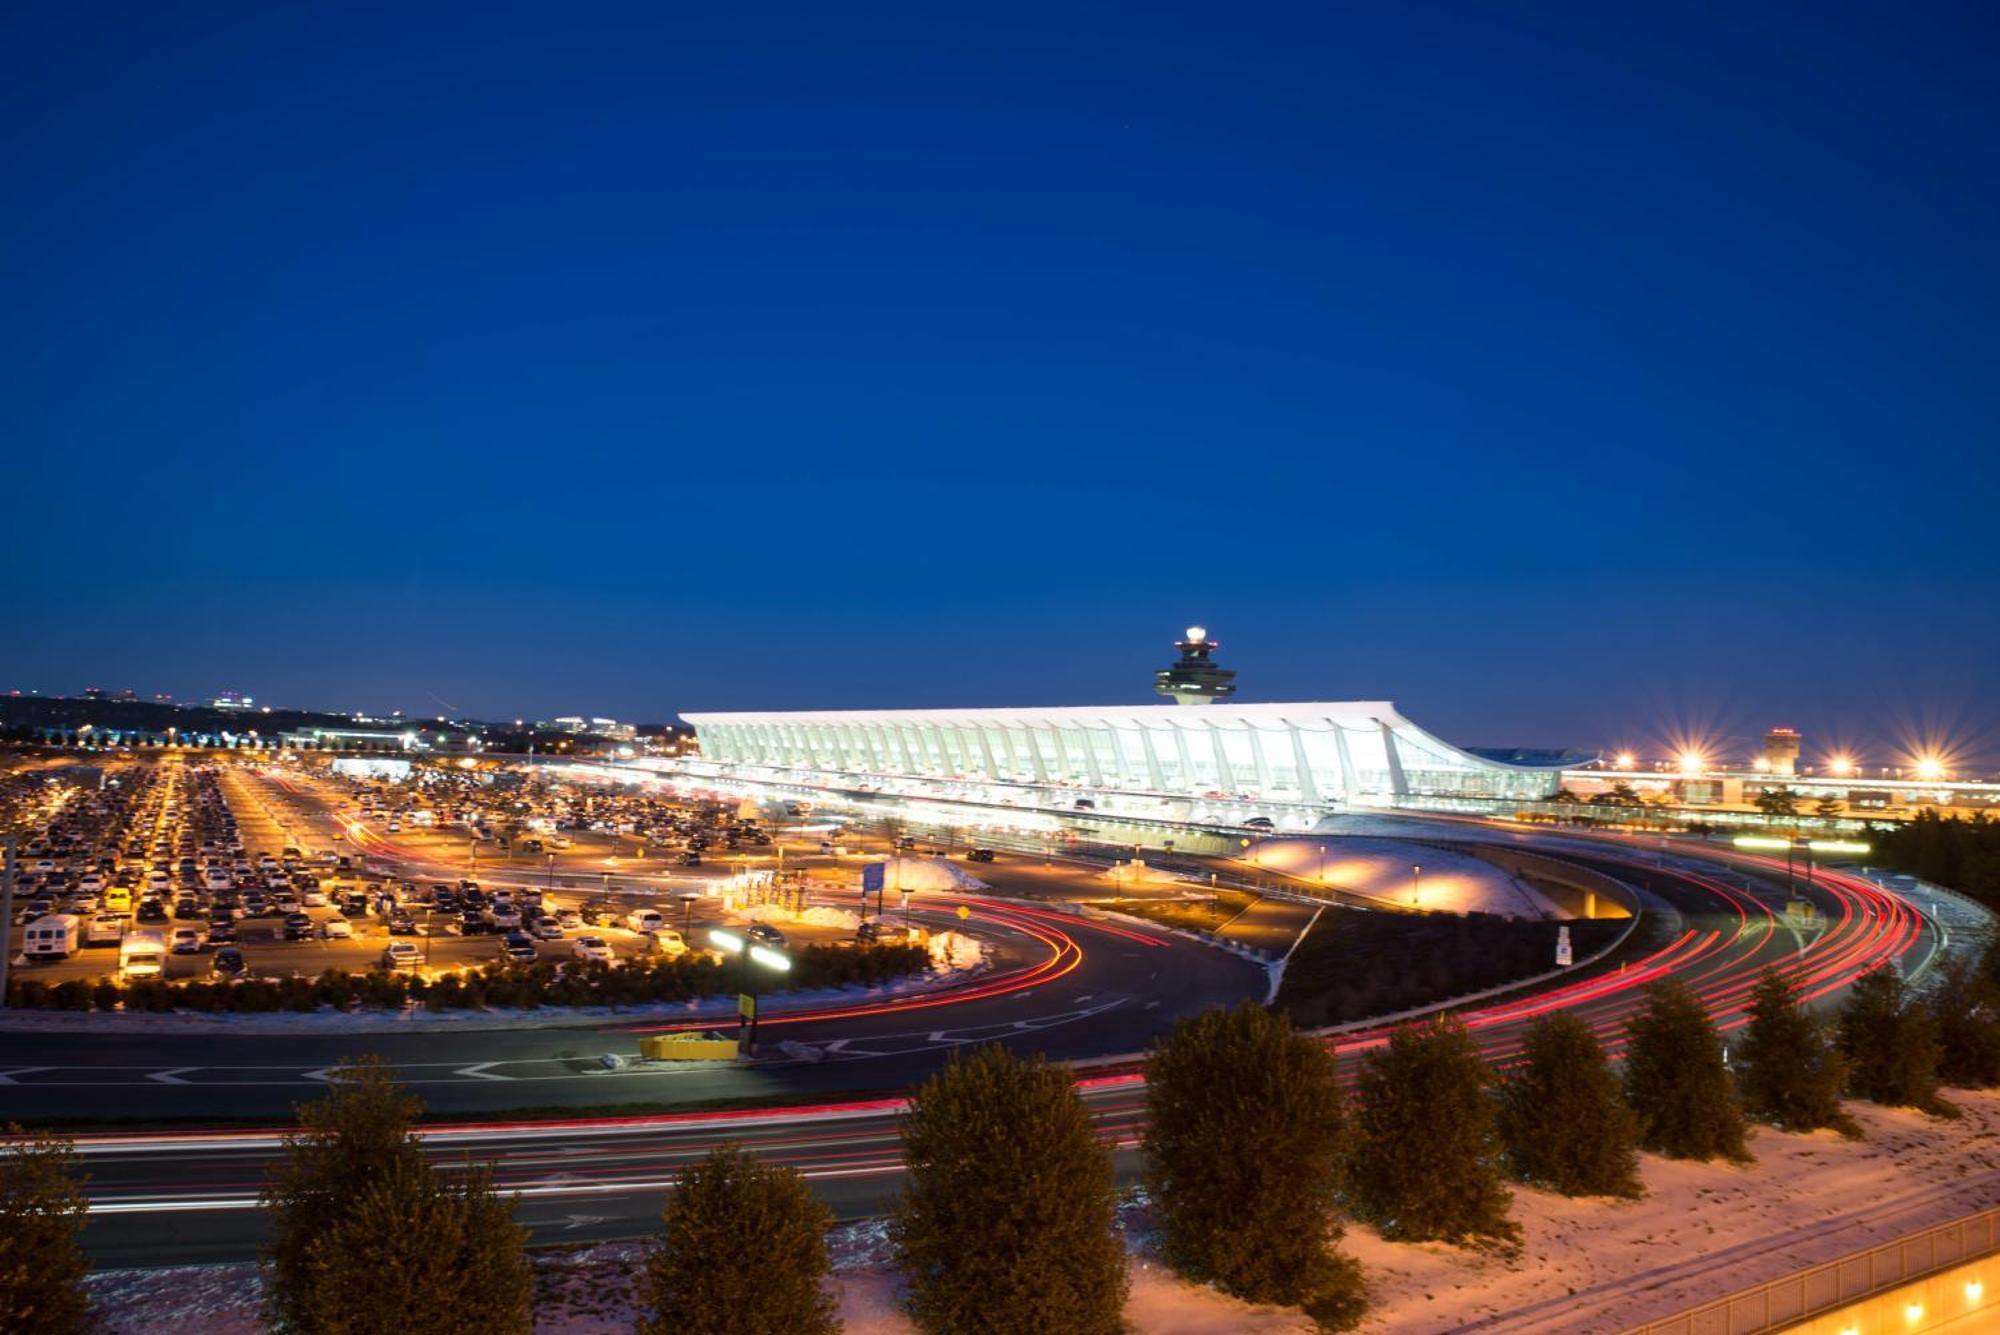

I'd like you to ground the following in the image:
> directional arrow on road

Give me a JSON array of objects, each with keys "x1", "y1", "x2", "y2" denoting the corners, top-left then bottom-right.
[
  {"x1": 146, "y1": 1068, "x2": 200, "y2": 1084},
  {"x1": 452, "y1": 1062, "x2": 513, "y2": 1080},
  {"x1": 0, "y1": 1068, "x2": 53, "y2": 1084}
]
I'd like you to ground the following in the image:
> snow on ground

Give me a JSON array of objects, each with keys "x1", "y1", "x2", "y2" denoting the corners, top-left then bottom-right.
[
  {"x1": 924, "y1": 929, "x2": 984, "y2": 971},
  {"x1": 877, "y1": 856, "x2": 990, "y2": 894},
  {"x1": 79, "y1": 1093, "x2": 2000, "y2": 1334},
  {"x1": 1349, "y1": 1089, "x2": 2000, "y2": 1333},
  {"x1": 1100, "y1": 858, "x2": 1188, "y2": 886},
  {"x1": 729, "y1": 902, "x2": 863, "y2": 931},
  {"x1": 1246, "y1": 836, "x2": 1557, "y2": 919}
]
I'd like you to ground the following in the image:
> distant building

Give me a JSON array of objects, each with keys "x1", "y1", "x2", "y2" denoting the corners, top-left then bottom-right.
[
  {"x1": 541, "y1": 715, "x2": 638, "y2": 741},
  {"x1": 212, "y1": 691, "x2": 255, "y2": 710}
]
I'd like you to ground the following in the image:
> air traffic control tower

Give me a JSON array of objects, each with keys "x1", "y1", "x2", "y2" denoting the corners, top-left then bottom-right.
[{"x1": 1154, "y1": 626, "x2": 1238, "y2": 705}]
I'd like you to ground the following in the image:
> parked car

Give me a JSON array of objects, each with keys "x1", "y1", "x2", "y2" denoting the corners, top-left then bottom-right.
[
  {"x1": 381, "y1": 942, "x2": 421, "y2": 970},
  {"x1": 533, "y1": 919, "x2": 565, "y2": 941},
  {"x1": 282, "y1": 913, "x2": 314, "y2": 941},
  {"x1": 571, "y1": 936, "x2": 614, "y2": 963},
  {"x1": 745, "y1": 923, "x2": 787, "y2": 947},
  {"x1": 499, "y1": 932, "x2": 538, "y2": 962},
  {"x1": 966, "y1": 848, "x2": 996, "y2": 863},
  {"x1": 169, "y1": 926, "x2": 206, "y2": 954},
  {"x1": 211, "y1": 946, "x2": 247, "y2": 978},
  {"x1": 320, "y1": 916, "x2": 353, "y2": 940}
]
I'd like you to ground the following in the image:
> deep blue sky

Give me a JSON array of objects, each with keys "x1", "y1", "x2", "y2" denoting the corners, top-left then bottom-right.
[{"x1": 6, "y1": 3, "x2": 1997, "y2": 766}]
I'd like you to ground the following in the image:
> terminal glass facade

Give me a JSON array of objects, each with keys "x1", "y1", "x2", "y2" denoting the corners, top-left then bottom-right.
[{"x1": 680, "y1": 702, "x2": 1564, "y2": 806}]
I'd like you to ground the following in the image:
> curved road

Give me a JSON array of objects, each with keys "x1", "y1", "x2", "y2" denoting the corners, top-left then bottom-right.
[{"x1": 7, "y1": 797, "x2": 1944, "y2": 1269}]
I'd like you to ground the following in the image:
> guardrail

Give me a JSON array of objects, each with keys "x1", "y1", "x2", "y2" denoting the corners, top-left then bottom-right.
[{"x1": 1627, "y1": 1206, "x2": 2000, "y2": 1334}]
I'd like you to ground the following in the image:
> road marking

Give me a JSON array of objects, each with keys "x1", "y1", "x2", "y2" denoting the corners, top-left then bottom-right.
[
  {"x1": 453, "y1": 1062, "x2": 513, "y2": 1081},
  {"x1": 146, "y1": 1068, "x2": 199, "y2": 1084},
  {"x1": 0, "y1": 1067, "x2": 54, "y2": 1084}
]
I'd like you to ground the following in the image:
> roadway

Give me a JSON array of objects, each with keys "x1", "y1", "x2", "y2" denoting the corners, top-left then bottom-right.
[{"x1": 48, "y1": 832, "x2": 1943, "y2": 1268}]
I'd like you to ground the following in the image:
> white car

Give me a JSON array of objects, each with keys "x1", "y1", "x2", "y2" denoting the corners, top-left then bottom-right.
[
  {"x1": 321, "y1": 917, "x2": 353, "y2": 940},
  {"x1": 381, "y1": 941, "x2": 421, "y2": 970},
  {"x1": 571, "y1": 936, "x2": 614, "y2": 963},
  {"x1": 301, "y1": 889, "x2": 328, "y2": 908},
  {"x1": 533, "y1": 919, "x2": 565, "y2": 941},
  {"x1": 169, "y1": 926, "x2": 206, "y2": 954},
  {"x1": 555, "y1": 909, "x2": 582, "y2": 930}
]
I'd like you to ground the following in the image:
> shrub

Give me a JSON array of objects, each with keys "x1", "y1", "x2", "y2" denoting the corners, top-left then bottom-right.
[
  {"x1": 893, "y1": 1045, "x2": 1127, "y2": 1334},
  {"x1": 1497, "y1": 1010, "x2": 1642, "y2": 1196},
  {"x1": 1349, "y1": 1016, "x2": 1518, "y2": 1248},
  {"x1": 1622, "y1": 979, "x2": 1750, "y2": 1161},
  {"x1": 640, "y1": 1144, "x2": 838, "y2": 1335},
  {"x1": 1144, "y1": 1003, "x2": 1364, "y2": 1330},
  {"x1": 0, "y1": 1124, "x2": 93, "y2": 1333},
  {"x1": 1736, "y1": 968, "x2": 1856, "y2": 1135},
  {"x1": 1839, "y1": 967, "x2": 1954, "y2": 1115},
  {"x1": 1927, "y1": 955, "x2": 2000, "y2": 1089}
]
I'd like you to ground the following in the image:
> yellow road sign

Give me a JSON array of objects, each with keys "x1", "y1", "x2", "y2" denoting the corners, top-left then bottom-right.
[{"x1": 956, "y1": 905, "x2": 971, "y2": 921}]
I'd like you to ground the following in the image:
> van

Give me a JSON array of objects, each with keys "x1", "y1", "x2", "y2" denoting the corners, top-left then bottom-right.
[
  {"x1": 625, "y1": 909, "x2": 666, "y2": 935},
  {"x1": 119, "y1": 930, "x2": 168, "y2": 979},
  {"x1": 23, "y1": 914, "x2": 81, "y2": 959}
]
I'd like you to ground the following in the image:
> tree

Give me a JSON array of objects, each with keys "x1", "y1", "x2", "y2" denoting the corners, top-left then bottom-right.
[
  {"x1": 1349, "y1": 1017, "x2": 1518, "y2": 1248},
  {"x1": 0, "y1": 1126, "x2": 92, "y2": 1335},
  {"x1": 1754, "y1": 787, "x2": 1800, "y2": 819},
  {"x1": 892, "y1": 1044, "x2": 1126, "y2": 1334},
  {"x1": 1495, "y1": 1011, "x2": 1642, "y2": 1197},
  {"x1": 1144, "y1": 1004, "x2": 1365, "y2": 1331},
  {"x1": 1839, "y1": 967, "x2": 1954, "y2": 1115},
  {"x1": 309, "y1": 1159, "x2": 532, "y2": 1335},
  {"x1": 1928, "y1": 955, "x2": 2000, "y2": 1089},
  {"x1": 1813, "y1": 796, "x2": 1843, "y2": 820},
  {"x1": 1735, "y1": 968, "x2": 1856, "y2": 1136},
  {"x1": 262, "y1": 1056, "x2": 531, "y2": 1333},
  {"x1": 1622, "y1": 979, "x2": 1750, "y2": 1161},
  {"x1": 641, "y1": 1144, "x2": 838, "y2": 1335}
]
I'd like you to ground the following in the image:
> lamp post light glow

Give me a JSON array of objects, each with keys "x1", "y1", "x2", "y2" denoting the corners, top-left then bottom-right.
[
  {"x1": 1677, "y1": 751, "x2": 1706, "y2": 776},
  {"x1": 1827, "y1": 754, "x2": 1855, "y2": 777},
  {"x1": 1915, "y1": 756, "x2": 1946, "y2": 781},
  {"x1": 1614, "y1": 751, "x2": 1636, "y2": 770}
]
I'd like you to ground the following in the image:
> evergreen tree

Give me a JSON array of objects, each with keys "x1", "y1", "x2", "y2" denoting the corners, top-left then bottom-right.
[
  {"x1": 262, "y1": 1056, "x2": 531, "y2": 1332},
  {"x1": 1349, "y1": 1016, "x2": 1518, "y2": 1248},
  {"x1": 1929, "y1": 955, "x2": 2000, "y2": 1089},
  {"x1": 309, "y1": 1159, "x2": 532, "y2": 1335},
  {"x1": 1144, "y1": 1003, "x2": 1365, "y2": 1331},
  {"x1": 1839, "y1": 967, "x2": 1955, "y2": 1115},
  {"x1": 1622, "y1": 978, "x2": 1751, "y2": 1161},
  {"x1": 641, "y1": 1144, "x2": 839, "y2": 1335},
  {"x1": 892, "y1": 1044, "x2": 1126, "y2": 1335},
  {"x1": 0, "y1": 1125, "x2": 92, "y2": 1335},
  {"x1": 1736, "y1": 968, "x2": 1857, "y2": 1136},
  {"x1": 1495, "y1": 1011, "x2": 1642, "y2": 1197}
]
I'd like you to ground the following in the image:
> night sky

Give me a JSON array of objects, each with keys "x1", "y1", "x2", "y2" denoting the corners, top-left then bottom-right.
[{"x1": 6, "y1": 4, "x2": 1997, "y2": 766}]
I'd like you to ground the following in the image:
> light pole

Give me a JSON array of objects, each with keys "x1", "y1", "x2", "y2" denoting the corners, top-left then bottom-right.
[
  {"x1": 1318, "y1": 844, "x2": 1326, "y2": 885},
  {"x1": 1411, "y1": 863, "x2": 1422, "y2": 908},
  {"x1": 546, "y1": 853, "x2": 556, "y2": 890},
  {"x1": 708, "y1": 928, "x2": 790, "y2": 1055}
]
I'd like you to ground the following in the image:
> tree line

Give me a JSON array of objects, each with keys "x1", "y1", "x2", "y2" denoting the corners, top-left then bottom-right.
[
  {"x1": 1872, "y1": 810, "x2": 2000, "y2": 908},
  {"x1": 8, "y1": 949, "x2": 1999, "y2": 1333}
]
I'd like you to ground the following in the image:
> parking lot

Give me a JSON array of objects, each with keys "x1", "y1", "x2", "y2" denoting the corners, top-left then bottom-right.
[{"x1": 7, "y1": 752, "x2": 900, "y2": 988}]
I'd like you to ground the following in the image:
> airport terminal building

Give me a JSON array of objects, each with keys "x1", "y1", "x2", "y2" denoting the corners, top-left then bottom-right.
[
  {"x1": 665, "y1": 633, "x2": 1571, "y2": 829},
  {"x1": 675, "y1": 700, "x2": 1567, "y2": 821}
]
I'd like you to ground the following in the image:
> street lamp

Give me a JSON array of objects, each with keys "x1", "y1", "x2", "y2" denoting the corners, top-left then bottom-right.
[
  {"x1": 1411, "y1": 863, "x2": 1422, "y2": 908},
  {"x1": 708, "y1": 928, "x2": 790, "y2": 1054}
]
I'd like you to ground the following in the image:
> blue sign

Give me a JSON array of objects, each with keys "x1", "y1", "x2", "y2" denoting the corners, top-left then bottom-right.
[{"x1": 862, "y1": 862, "x2": 886, "y2": 893}]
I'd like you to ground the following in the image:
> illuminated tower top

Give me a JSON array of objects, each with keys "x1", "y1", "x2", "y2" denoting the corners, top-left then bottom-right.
[{"x1": 1154, "y1": 626, "x2": 1238, "y2": 705}]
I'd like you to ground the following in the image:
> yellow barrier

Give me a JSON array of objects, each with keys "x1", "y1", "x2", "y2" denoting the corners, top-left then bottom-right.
[{"x1": 639, "y1": 1033, "x2": 740, "y2": 1062}]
